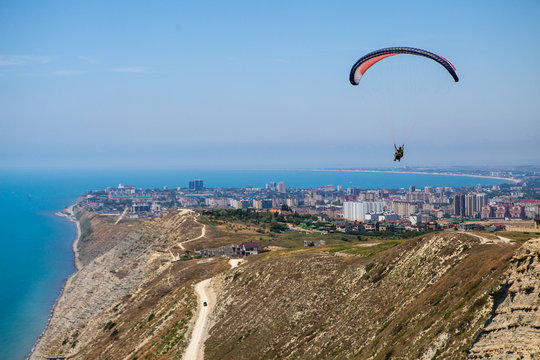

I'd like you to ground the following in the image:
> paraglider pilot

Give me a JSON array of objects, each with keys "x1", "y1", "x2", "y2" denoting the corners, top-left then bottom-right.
[{"x1": 394, "y1": 144, "x2": 404, "y2": 162}]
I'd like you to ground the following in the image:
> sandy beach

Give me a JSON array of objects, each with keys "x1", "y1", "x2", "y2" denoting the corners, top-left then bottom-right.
[
  {"x1": 55, "y1": 204, "x2": 82, "y2": 270},
  {"x1": 287, "y1": 168, "x2": 520, "y2": 184}
]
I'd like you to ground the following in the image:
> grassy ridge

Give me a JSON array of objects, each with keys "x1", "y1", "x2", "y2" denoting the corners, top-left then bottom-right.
[{"x1": 206, "y1": 231, "x2": 520, "y2": 360}]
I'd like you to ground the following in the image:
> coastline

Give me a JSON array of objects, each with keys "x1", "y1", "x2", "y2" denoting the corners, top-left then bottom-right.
[
  {"x1": 30, "y1": 204, "x2": 81, "y2": 358},
  {"x1": 54, "y1": 204, "x2": 82, "y2": 270},
  {"x1": 286, "y1": 168, "x2": 520, "y2": 184}
]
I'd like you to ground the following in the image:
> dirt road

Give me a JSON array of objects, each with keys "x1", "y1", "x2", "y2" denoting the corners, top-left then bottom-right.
[
  {"x1": 182, "y1": 279, "x2": 215, "y2": 360},
  {"x1": 465, "y1": 232, "x2": 513, "y2": 244},
  {"x1": 115, "y1": 207, "x2": 128, "y2": 225},
  {"x1": 228, "y1": 258, "x2": 243, "y2": 268},
  {"x1": 178, "y1": 211, "x2": 206, "y2": 250},
  {"x1": 183, "y1": 258, "x2": 244, "y2": 360}
]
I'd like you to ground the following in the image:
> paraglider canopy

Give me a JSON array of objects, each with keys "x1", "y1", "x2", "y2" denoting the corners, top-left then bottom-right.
[{"x1": 349, "y1": 47, "x2": 459, "y2": 85}]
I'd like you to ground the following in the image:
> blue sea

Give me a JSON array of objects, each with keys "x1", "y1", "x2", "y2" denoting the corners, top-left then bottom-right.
[{"x1": 0, "y1": 169, "x2": 506, "y2": 359}]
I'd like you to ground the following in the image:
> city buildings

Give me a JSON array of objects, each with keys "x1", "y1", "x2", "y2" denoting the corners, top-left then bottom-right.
[
  {"x1": 343, "y1": 201, "x2": 384, "y2": 221},
  {"x1": 476, "y1": 193, "x2": 487, "y2": 212},
  {"x1": 77, "y1": 169, "x2": 540, "y2": 229},
  {"x1": 253, "y1": 199, "x2": 273, "y2": 210},
  {"x1": 189, "y1": 179, "x2": 204, "y2": 191},
  {"x1": 465, "y1": 194, "x2": 476, "y2": 217},
  {"x1": 481, "y1": 205, "x2": 495, "y2": 219},
  {"x1": 392, "y1": 201, "x2": 419, "y2": 217},
  {"x1": 365, "y1": 211, "x2": 398, "y2": 222},
  {"x1": 453, "y1": 194, "x2": 465, "y2": 217},
  {"x1": 198, "y1": 242, "x2": 259, "y2": 258}
]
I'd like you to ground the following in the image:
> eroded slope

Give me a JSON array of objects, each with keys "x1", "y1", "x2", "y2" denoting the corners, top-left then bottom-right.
[
  {"x1": 31, "y1": 210, "x2": 228, "y2": 360},
  {"x1": 469, "y1": 238, "x2": 540, "y2": 359},
  {"x1": 31, "y1": 211, "x2": 538, "y2": 360},
  {"x1": 207, "y1": 232, "x2": 519, "y2": 360}
]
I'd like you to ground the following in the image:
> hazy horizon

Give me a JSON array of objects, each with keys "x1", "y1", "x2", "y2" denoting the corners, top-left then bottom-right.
[{"x1": 1, "y1": 1, "x2": 539, "y2": 169}]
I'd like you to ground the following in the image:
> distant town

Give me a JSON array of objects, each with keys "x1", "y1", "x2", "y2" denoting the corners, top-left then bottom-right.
[{"x1": 76, "y1": 167, "x2": 540, "y2": 234}]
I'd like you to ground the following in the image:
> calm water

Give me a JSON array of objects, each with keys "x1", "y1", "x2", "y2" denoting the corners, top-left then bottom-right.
[{"x1": 0, "y1": 169, "x2": 506, "y2": 359}]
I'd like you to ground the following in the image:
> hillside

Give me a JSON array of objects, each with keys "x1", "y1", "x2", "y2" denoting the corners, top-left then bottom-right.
[
  {"x1": 31, "y1": 210, "x2": 229, "y2": 359},
  {"x1": 31, "y1": 210, "x2": 539, "y2": 359},
  {"x1": 207, "y1": 232, "x2": 528, "y2": 359},
  {"x1": 469, "y1": 238, "x2": 540, "y2": 358}
]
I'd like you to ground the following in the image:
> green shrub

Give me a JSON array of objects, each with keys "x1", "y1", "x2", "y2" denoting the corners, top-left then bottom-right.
[{"x1": 103, "y1": 321, "x2": 116, "y2": 331}]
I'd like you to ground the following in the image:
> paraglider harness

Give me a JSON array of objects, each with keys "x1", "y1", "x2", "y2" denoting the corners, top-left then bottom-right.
[{"x1": 394, "y1": 144, "x2": 404, "y2": 162}]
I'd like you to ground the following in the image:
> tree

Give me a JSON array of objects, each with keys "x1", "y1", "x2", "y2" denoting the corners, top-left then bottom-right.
[{"x1": 270, "y1": 222, "x2": 288, "y2": 233}]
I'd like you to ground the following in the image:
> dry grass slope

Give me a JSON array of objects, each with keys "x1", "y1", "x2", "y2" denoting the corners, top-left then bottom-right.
[
  {"x1": 32, "y1": 210, "x2": 537, "y2": 360},
  {"x1": 207, "y1": 232, "x2": 519, "y2": 360}
]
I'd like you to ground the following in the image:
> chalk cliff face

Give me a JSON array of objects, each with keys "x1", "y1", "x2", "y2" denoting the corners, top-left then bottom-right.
[
  {"x1": 31, "y1": 209, "x2": 539, "y2": 360},
  {"x1": 30, "y1": 210, "x2": 228, "y2": 360},
  {"x1": 468, "y1": 239, "x2": 540, "y2": 359}
]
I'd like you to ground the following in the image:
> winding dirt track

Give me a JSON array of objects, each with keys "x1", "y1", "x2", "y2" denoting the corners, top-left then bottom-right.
[
  {"x1": 181, "y1": 209, "x2": 245, "y2": 360},
  {"x1": 464, "y1": 231, "x2": 513, "y2": 244},
  {"x1": 179, "y1": 211, "x2": 206, "y2": 250},
  {"x1": 182, "y1": 210, "x2": 212, "y2": 360},
  {"x1": 183, "y1": 279, "x2": 215, "y2": 360},
  {"x1": 183, "y1": 259, "x2": 244, "y2": 360}
]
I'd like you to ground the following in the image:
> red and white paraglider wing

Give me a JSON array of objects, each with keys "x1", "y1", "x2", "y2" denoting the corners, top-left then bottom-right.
[{"x1": 349, "y1": 47, "x2": 459, "y2": 85}]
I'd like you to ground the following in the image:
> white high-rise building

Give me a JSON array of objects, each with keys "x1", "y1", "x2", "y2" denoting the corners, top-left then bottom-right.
[
  {"x1": 277, "y1": 182, "x2": 286, "y2": 194},
  {"x1": 475, "y1": 193, "x2": 487, "y2": 213},
  {"x1": 392, "y1": 201, "x2": 419, "y2": 217},
  {"x1": 285, "y1": 198, "x2": 298, "y2": 207},
  {"x1": 465, "y1": 193, "x2": 476, "y2": 217},
  {"x1": 343, "y1": 201, "x2": 384, "y2": 221}
]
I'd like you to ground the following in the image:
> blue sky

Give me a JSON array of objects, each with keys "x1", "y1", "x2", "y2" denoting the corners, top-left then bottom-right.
[{"x1": 1, "y1": 0, "x2": 539, "y2": 169}]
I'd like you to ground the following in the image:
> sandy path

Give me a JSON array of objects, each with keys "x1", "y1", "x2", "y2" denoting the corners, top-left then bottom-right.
[
  {"x1": 178, "y1": 213, "x2": 206, "y2": 250},
  {"x1": 182, "y1": 279, "x2": 215, "y2": 360},
  {"x1": 183, "y1": 259, "x2": 244, "y2": 360},
  {"x1": 115, "y1": 206, "x2": 128, "y2": 225},
  {"x1": 496, "y1": 234, "x2": 513, "y2": 243},
  {"x1": 466, "y1": 232, "x2": 512, "y2": 244},
  {"x1": 181, "y1": 209, "x2": 212, "y2": 360},
  {"x1": 228, "y1": 258, "x2": 243, "y2": 268}
]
